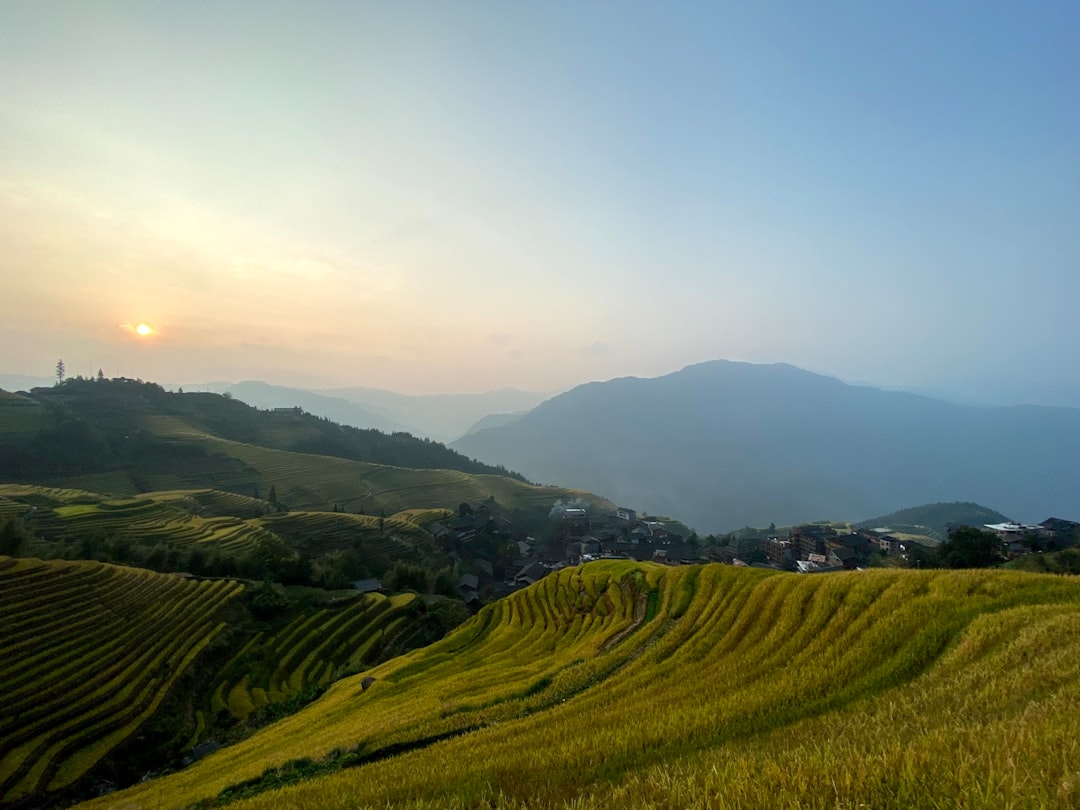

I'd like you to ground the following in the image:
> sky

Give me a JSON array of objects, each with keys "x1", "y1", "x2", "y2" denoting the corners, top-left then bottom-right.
[{"x1": 0, "y1": 1, "x2": 1077, "y2": 398}]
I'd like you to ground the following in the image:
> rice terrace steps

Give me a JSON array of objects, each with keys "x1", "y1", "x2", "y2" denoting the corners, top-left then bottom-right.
[
  {"x1": 0, "y1": 557, "x2": 241, "y2": 802},
  {"x1": 0, "y1": 557, "x2": 460, "y2": 808},
  {"x1": 81, "y1": 561, "x2": 1080, "y2": 809}
]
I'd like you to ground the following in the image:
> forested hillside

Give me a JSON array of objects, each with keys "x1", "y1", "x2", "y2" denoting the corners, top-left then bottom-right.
[
  {"x1": 0, "y1": 379, "x2": 610, "y2": 520},
  {"x1": 0, "y1": 378, "x2": 524, "y2": 487}
]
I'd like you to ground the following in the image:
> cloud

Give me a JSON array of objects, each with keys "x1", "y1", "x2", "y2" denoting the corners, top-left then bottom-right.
[
  {"x1": 488, "y1": 332, "x2": 514, "y2": 346},
  {"x1": 581, "y1": 341, "x2": 610, "y2": 357}
]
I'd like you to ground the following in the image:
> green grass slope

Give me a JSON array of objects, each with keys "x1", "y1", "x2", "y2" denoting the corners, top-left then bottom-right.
[{"x1": 88, "y1": 562, "x2": 1080, "y2": 809}]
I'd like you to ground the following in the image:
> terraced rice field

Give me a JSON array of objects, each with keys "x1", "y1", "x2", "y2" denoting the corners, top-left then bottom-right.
[
  {"x1": 27, "y1": 494, "x2": 277, "y2": 555},
  {"x1": 88, "y1": 562, "x2": 1080, "y2": 810},
  {"x1": 0, "y1": 485, "x2": 446, "y2": 574},
  {"x1": 0, "y1": 495, "x2": 31, "y2": 522},
  {"x1": 211, "y1": 593, "x2": 419, "y2": 722},
  {"x1": 0, "y1": 556, "x2": 242, "y2": 802}
]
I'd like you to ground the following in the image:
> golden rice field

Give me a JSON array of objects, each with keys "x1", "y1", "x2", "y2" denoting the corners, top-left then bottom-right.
[
  {"x1": 0, "y1": 485, "x2": 443, "y2": 562},
  {"x1": 8, "y1": 487, "x2": 278, "y2": 555},
  {"x1": 0, "y1": 556, "x2": 242, "y2": 803},
  {"x1": 83, "y1": 562, "x2": 1080, "y2": 809},
  {"x1": 211, "y1": 592, "x2": 418, "y2": 723}
]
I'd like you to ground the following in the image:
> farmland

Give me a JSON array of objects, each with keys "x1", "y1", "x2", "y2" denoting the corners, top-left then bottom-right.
[
  {"x1": 210, "y1": 592, "x2": 420, "y2": 723},
  {"x1": 85, "y1": 562, "x2": 1080, "y2": 809},
  {"x1": 0, "y1": 484, "x2": 453, "y2": 574},
  {"x1": 0, "y1": 556, "x2": 469, "y2": 808},
  {"x1": 0, "y1": 556, "x2": 241, "y2": 803}
]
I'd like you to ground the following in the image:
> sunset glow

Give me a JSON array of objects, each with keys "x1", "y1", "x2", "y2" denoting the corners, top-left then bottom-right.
[{"x1": 0, "y1": 4, "x2": 1076, "y2": 401}]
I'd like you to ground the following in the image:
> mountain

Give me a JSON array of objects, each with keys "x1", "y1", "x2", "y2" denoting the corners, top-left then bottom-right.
[
  {"x1": 217, "y1": 380, "x2": 409, "y2": 434},
  {"x1": 452, "y1": 360, "x2": 1080, "y2": 533},
  {"x1": 460, "y1": 410, "x2": 527, "y2": 437},
  {"x1": 315, "y1": 385, "x2": 550, "y2": 441},
  {"x1": 0, "y1": 373, "x2": 54, "y2": 392},
  {"x1": 84, "y1": 562, "x2": 1080, "y2": 810}
]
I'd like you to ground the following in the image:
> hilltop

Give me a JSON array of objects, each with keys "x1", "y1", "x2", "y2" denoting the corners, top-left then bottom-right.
[
  {"x1": 0, "y1": 376, "x2": 523, "y2": 483},
  {"x1": 856, "y1": 501, "x2": 1013, "y2": 541},
  {"x1": 453, "y1": 359, "x2": 1080, "y2": 531},
  {"x1": 82, "y1": 561, "x2": 1080, "y2": 809},
  {"x1": 0, "y1": 378, "x2": 611, "y2": 519}
]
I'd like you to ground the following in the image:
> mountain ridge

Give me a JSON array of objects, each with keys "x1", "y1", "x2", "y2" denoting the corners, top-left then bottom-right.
[{"x1": 452, "y1": 359, "x2": 1080, "y2": 532}]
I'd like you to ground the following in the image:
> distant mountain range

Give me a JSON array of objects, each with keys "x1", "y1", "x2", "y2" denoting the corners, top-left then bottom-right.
[
  {"x1": 452, "y1": 360, "x2": 1080, "y2": 533},
  {"x1": 186, "y1": 381, "x2": 549, "y2": 442},
  {"x1": 211, "y1": 381, "x2": 411, "y2": 434},
  {"x1": 313, "y1": 385, "x2": 550, "y2": 441}
]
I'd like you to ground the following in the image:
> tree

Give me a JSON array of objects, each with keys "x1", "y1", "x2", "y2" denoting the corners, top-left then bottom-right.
[
  {"x1": 55, "y1": 358, "x2": 65, "y2": 385},
  {"x1": 0, "y1": 520, "x2": 27, "y2": 556},
  {"x1": 936, "y1": 526, "x2": 1003, "y2": 569},
  {"x1": 268, "y1": 484, "x2": 278, "y2": 505},
  {"x1": 96, "y1": 368, "x2": 105, "y2": 382}
]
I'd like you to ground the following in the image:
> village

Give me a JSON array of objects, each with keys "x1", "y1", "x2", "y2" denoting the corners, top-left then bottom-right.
[{"x1": 413, "y1": 502, "x2": 1080, "y2": 607}]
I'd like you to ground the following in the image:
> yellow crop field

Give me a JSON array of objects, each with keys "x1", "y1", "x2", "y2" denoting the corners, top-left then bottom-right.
[
  {"x1": 0, "y1": 556, "x2": 242, "y2": 803},
  {"x1": 210, "y1": 593, "x2": 420, "y2": 723},
  {"x1": 85, "y1": 562, "x2": 1080, "y2": 810}
]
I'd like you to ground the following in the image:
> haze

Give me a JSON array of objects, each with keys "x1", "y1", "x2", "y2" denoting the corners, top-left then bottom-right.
[{"x1": 1, "y1": 2, "x2": 1077, "y2": 399}]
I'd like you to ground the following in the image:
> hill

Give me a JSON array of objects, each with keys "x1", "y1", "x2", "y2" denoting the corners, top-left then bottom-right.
[
  {"x1": 452, "y1": 359, "x2": 1080, "y2": 532},
  {"x1": 86, "y1": 561, "x2": 1080, "y2": 809},
  {"x1": 857, "y1": 501, "x2": 1013, "y2": 541},
  {"x1": 0, "y1": 377, "x2": 523, "y2": 481},
  {"x1": 0, "y1": 379, "x2": 609, "y2": 520}
]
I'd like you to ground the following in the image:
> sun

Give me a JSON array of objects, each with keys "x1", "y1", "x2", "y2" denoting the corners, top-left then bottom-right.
[{"x1": 135, "y1": 323, "x2": 154, "y2": 337}]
